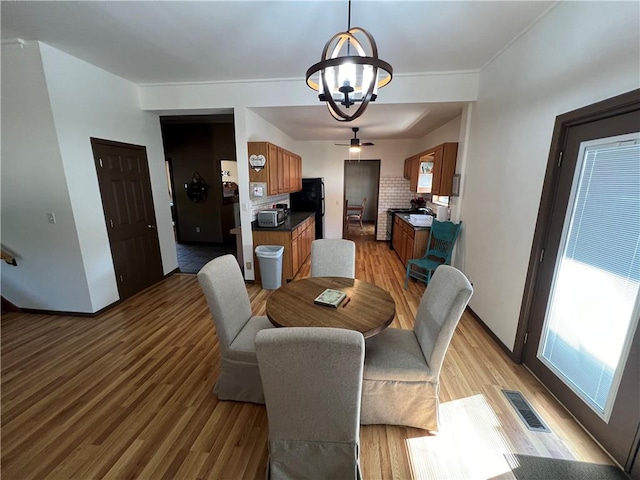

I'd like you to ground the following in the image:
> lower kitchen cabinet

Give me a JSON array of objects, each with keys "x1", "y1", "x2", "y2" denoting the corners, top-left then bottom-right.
[
  {"x1": 253, "y1": 214, "x2": 315, "y2": 284},
  {"x1": 391, "y1": 215, "x2": 430, "y2": 267},
  {"x1": 291, "y1": 216, "x2": 315, "y2": 275}
]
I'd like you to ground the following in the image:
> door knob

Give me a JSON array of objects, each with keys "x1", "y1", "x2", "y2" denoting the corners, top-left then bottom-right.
[{"x1": 148, "y1": 224, "x2": 156, "y2": 229}]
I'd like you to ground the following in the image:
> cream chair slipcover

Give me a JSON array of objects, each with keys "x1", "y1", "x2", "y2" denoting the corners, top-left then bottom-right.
[
  {"x1": 256, "y1": 327, "x2": 365, "y2": 480},
  {"x1": 361, "y1": 265, "x2": 473, "y2": 432},
  {"x1": 197, "y1": 254, "x2": 273, "y2": 404},
  {"x1": 310, "y1": 239, "x2": 356, "y2": 278}
]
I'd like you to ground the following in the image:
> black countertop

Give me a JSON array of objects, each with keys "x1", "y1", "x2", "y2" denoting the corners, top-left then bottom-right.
[
  {"x1": 251, "y1": 212, "x2": 315, "y2": 232},
  {"x1": 387, "y1": 208, "x2": 417, "y2": 214}
]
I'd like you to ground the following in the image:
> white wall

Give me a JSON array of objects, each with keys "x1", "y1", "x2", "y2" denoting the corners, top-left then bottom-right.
[
  {"x1": 408, "y1": 113, "x2": 470, "y2": 268},
  {"x1": 411, "y1": 116, "x2": 462, "y2": 154},
  {"x1": 450, "y1": 104, "x2": 473, "y2": 274},
  {"x1": 1, "y1": 42, "x2": 177, "y2": 313},
  {"x1": 139, "y1": 72, "x2": 479, "y2": 111},
  {"x1": 412, "y1": 115, "x2": 465, "y2": 218},
  {"x1": 246, "y1": 109, "x2": 297, "y2": 150},
  {"x1": 461, "y1": 1, "x2": 640, "y2": 350},
  {"x1": 139, "y1": 68, "x2": 479, "y2": 279},
  {"x1": 237, "y1": 109, "x2": 466, "y2": 260},
  {"x1": 1, "y1": 42, "x2": 93, "y2": 311},
  {"x1": 235, "y1": 108, "x2": 299, "y2": 280},
  {"x1": 235, "y1": 110, "x2": 419, "y2": 261},
  {"x1": 296, "y1": 139, "x2": 416, "y2": 238}
]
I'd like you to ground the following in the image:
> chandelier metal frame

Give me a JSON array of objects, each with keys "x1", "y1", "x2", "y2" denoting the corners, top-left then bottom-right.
[{"x1": 305, "y1": 2, "x2": 393, "y2": 122}]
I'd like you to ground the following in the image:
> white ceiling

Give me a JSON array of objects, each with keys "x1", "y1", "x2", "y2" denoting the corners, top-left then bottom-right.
[{"x1": 1, "y1": 1, "x2": 555, "y2": 141}]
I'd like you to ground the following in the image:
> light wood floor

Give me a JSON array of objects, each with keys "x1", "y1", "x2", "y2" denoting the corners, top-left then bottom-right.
[
  {"x1": 344, "y1": 220, "x2": 376, "y2": 242},
  {"x1": 1, "y1": 238, "x2": 613, "y2": 479}
]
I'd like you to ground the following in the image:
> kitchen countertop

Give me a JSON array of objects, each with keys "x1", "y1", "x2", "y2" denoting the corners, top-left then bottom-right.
[
  {"x1": 395, "y1": 213, "x2": 433, "y2": 230},
  {"x1": 251, "y1": 212, "x2": 315, "y2": 232}
]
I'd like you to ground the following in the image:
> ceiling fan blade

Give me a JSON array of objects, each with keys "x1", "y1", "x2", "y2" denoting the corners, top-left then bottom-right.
[{"x1": 338, "y1": 127, "x2": 374, "y2": 147}]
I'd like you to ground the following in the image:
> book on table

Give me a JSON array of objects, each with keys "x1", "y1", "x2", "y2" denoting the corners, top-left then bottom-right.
[{"x1": 313, "y1": 288, "x2": 347, "y2": 308}]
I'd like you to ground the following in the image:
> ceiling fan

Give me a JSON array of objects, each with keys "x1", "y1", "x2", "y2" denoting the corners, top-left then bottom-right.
[{"x1": 336, "y1": 127, "x2": 374, "y2": 151}]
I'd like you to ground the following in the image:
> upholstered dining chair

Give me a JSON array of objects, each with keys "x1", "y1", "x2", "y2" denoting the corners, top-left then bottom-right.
[
  {"x1": 361, "y1": 265, "x2": 473, "y2": 432},
  {"x1": 197, "y1": 254, "x2": 273, "y2": 404},
  {"x1": 256, "y1": 327, "x2": 365, "y2": 480},
  {"x1": 405, "y1": 219, "x2": 462, "y2": 289},
  {"x1": 310, "y1": 238, "x2": 356, "y2": 278}
]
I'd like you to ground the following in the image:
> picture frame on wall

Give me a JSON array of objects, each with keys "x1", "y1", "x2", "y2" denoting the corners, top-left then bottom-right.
[
  {"x1": 451, "y1": 174, "x2": 461, "y2": 197},
  {"x1": 250, "y1": 182, "x2": 267, "y2": 199}
]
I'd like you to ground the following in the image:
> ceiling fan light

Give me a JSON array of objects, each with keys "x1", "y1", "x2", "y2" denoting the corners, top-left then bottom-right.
[{"x1": 349, "y1": 145, "x2": 361, "y2": 153}]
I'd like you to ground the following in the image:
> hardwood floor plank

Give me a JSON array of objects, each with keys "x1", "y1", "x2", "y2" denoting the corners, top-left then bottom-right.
[
  {"x1": 172, "y1": 450, "x2": 210, "y2": 480},
  {"x1": 1, "y1": 239, "x2": 613, "y2": 479}
]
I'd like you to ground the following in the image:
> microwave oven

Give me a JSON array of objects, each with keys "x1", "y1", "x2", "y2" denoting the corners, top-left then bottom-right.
[{"x1": 257, "y1": 209, "x2": 285, "y2": 228}]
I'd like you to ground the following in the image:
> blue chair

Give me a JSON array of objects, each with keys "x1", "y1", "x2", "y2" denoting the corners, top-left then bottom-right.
[{"x1": 404, "y1": 220, "x2": 462, "y2": 289}]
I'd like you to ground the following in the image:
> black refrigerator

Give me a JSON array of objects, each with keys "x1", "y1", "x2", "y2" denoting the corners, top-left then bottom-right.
[{"x1": 289, "y1": 178, "x2": 324, "y2": 239}]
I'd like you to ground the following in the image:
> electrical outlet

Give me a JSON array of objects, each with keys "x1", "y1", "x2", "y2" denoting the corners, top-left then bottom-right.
[
  {"x1": 196, "y1": 226, "x2": 201, "y2": 233},
  {"x1": 245, "y1": 261, "x2": 252, "y2": 270}
]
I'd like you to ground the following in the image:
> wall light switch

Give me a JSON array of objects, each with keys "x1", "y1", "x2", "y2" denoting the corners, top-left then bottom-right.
[
  {"x1": 46, "y1": 212, "x2": 56, "y2": 224},
  {"x1": 241, "y1": 202, "x2": 249, "y2": 212},
  {"x1": 245, "y1": 261, "x2": 252, "y2": 270},
  {"x1": 196, "y1": 226, "x2": 201, "y2": 233}
]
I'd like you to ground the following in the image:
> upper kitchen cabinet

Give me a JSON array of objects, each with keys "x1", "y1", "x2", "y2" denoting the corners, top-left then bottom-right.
[
  {"x1": 248, "y1": 142, "x2": 302, "y2": 196},
  {"x1": 404, "y1": 155, "x2": 417, "y2": 180},
  {"x1": 407, "y1": 143, "x2": 458, "y2": 195}
]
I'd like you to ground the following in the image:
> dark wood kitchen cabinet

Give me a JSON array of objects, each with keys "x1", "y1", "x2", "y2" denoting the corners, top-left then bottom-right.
[
  {"x1": 391, "y1": 215, "x2": 430, "y2": 267},
  {"x1": 405, "y1": 142, "x2": 458, "y2": 195},
  {"x1": 404, "y1": 155, "x2": 417, "y2": 180},
  {"x1": 248, "y1": 142, "x2": 302, "y2": 196}
]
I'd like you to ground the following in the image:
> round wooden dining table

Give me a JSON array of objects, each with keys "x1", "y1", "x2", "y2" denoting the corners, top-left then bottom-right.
[{"x1": 265, "y1": 277, "x2": 396, "y2": 338}]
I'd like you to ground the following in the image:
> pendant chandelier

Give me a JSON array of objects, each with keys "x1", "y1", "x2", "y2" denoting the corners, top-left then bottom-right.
[{"x1": 306, "y1": 0, "x2": 393, "y2": 122}]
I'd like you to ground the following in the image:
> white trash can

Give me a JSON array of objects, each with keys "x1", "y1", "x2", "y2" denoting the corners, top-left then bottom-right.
[{"x1": 255, "y1": 245, "x2": 284, "y2": 290}]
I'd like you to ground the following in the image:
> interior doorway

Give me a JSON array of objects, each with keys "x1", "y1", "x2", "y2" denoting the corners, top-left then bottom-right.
[
  {"x1": 160, "y1": 114, "x2": 240, "y2": 273},
  {"x1": 343, "y1": 159, "x2": 380, "y2": 241}
]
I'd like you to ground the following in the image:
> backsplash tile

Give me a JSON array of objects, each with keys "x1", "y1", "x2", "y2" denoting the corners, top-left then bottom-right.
[
  {"x1": 376, "y1": 176, "x2": 419, "y2": 241},
  {"x1": 249, "y1": 178, "x2": 422, "y2": 240},
  {"x1": 250, "y1": 194, "x2": 289, "y2": 220}
]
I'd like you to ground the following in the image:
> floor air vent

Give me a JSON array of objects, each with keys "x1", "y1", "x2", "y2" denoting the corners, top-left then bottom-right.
[{"x1": 502, "y1": 390, "x2": 550, "y2": 432}]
